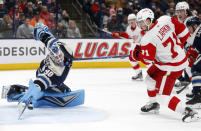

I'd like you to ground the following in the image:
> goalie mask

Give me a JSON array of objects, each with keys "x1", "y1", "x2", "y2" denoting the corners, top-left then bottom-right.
[{"x1": 49, "y1": 44, "x2": 64, "y2": 67}]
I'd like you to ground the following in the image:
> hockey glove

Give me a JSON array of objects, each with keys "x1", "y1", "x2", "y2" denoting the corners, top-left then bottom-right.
[
  {"x1": 187, "y1": 46, "x2": 199, "y2": 67},
  {"x1": 129, "y1": 45, "x2": 141, "y2": 62},
  {"x1": 33, "y1": 23, "x2": 53, "y2": 40},
  {"x1": 20, "y1": 79, "x2": 43, "y2": 105},
  {"x1": 111, "y1": 31, "x2": 121, "y2": 38}
]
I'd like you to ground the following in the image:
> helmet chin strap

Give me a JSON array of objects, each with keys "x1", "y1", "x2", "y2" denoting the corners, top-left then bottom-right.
[{"x1": 144, "y1": 19, "x2": 153, "y2": 31}]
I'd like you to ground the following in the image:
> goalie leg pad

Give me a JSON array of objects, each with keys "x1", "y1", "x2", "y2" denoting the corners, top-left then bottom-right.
[{"x1": 33, "y1": 89, "x2": 85, "y2": 108}]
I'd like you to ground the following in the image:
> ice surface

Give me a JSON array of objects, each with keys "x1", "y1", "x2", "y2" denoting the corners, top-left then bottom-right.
[{"x1": 0, "y1": 68, "x2": 200, "y2": 131}]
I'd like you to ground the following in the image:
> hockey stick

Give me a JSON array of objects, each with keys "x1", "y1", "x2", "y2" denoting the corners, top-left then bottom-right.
[
  {"x1": 57, "y1": 40, "x2": 129, "y2": 61},
  {"x1": 176, "y1": 83, "x2": 190, "y2": 94},
  {"x1": 73, "y1": 55, "x2": 129, "y2": 61},
  {"x1": 18, "y1": 96, "x2": 32, "y2": 120},
  {"x1": 93, "y1": 26, "x2": 126, "y2": 39}
]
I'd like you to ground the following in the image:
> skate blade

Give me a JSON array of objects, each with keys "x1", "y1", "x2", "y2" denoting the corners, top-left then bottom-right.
[
  {"x1": 132, "y1": 78, "x2": 143, "y2": 81},
  {"x1": 186, "y1": 104, "x2": 201, "y2": 109},
  {"x1": 140, "y1": 110, "x2": 159, "y2": 114},
  {"x1": 183, "y1": 114, "x2": 200, "y2": 123}
]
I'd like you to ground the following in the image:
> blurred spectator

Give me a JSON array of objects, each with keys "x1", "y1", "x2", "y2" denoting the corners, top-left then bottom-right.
[
  {"x1": 52, "y1": 22, "x2": 67, "y2": 38},
  {"x1": 121, "y1": 15, "x2": 128, "y2": 31},
  {"x1": 59, "y1": 10, "x2": 70, "y2": 29},
  {"x1": 166, "y1": 7, "x2": 174, "y2": 17},
  {"x1": 35, "y1": 0, "x2": 43, "y2": 12},
  {"x1": 40, "y1": 6, "x2": 50, "y2": 22},
  {"x1": 46, "y1": 13, "x2": 56, "y2": 30},
  {"x1": 106, "y1": 14, "x2": 124, "y2": 32},
  {"x1": 116, "y1": 7, "x2": 123, "y2": 24},
  {"x1": 165, "y1": 1, "x2": 175, "y2": 17},
  {"x1": 19, "y1": 0, "x2": 28, "y2": 11},
  {"x1": 9, "y1": 4, "x2": 23, "y2": 21},
  {"x1": 67, "y1": 20, "x2": 81, "y2": 38},
  {"x1": 154, "y1": 7, "x2": 164, "y2": 19},
  {"x1": 15, "y1": 13, "x2": 25, "y2": 28},
  {"x1": 168, "y1": 1, "x2": 175, "y2": 8},
  {"x1": 109, "y1": 5, "x2": 116, "y2": 16},
  {"x1": 0, "y1": 14, "x2": 13, "y2": 38},
  {"x1": 48, "y1": 0, "x2": 62, "y2": 14},
  {"x1": 91, "y1": 0, "x2": 100, "y2": 14},
  {"x1": 0, "y1": 0, "x2": 9, "y2": 20},
  {"x1": 23, "y1": 2, "x2": 35, "y2": 19},
  {"x1": 123, "y1": 3, "x2": 133, "y2": 16},
  {"x1": 16, "y1": 17, "x2": 33, "y2": 38},
  {"x1": 102, "y1": 7, "x2": 110, "y2": 27},
  {"x1": 30, "y1": 11, "x2": 46, "y2": 27}
]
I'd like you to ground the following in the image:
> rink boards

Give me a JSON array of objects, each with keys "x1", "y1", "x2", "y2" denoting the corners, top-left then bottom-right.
[{"x1": 0, "y1": 39, "x2": 146, "y2": 70}]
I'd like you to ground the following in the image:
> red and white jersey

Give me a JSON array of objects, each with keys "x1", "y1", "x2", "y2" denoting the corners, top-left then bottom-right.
[
  {"x1": 126, "y1": 25, "x2": 145, "y2": 43},
  {"x1": 177, "y1": 16, "x2": 191, "y2": 25},
  {"x1": 139, "y1": 15, "x2": 190, "y2": 71}
]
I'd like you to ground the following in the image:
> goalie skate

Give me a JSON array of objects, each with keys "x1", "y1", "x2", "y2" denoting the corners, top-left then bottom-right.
[
  {"x1": 132, "y1": 71, "x2": 143, "y2": 81},
  {"x1": 182, "y1": 107, "x2": 200, "y2": 122},
  {"x1": 141, "y1": 102, "x2": 160, "y2": 114}
]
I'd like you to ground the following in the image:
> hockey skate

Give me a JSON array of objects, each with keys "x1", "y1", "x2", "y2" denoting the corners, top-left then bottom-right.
[
  {"x1": 141, "y1": 102, "x2": 160, "y2": 114},
  {"x1": 186, "y1": 93, "x2": 201, "y2": 109},
  {"x1": 132, "y1": 71, "x2": 143, "y2": 81},
  {"x1": 182, "y1": 107, "x2": 200, "y2": 122},
  {"x1": 186, "y1": 92, "x2": 195, "y2": 100}
]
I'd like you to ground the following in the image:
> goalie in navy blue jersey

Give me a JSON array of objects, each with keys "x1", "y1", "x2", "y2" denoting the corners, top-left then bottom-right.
[{"x1": 1, "y1": 24, "x2": 84, "y2": 108}]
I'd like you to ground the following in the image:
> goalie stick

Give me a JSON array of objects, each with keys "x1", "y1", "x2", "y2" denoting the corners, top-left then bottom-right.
[
  {"x1": 57, "y1": 42, "x2": 129, "y2": 61},
  {"x1": 73, "y1": 55, "x2": 129, "y2": 61},
  {"x1": 18, "y1": 96, "x2": 32, "y2": 120}
]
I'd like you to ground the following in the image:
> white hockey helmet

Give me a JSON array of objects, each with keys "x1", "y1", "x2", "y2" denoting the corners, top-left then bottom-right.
[
  {"x1": 128, "y1": 13, "x2": 136, "y2": 21},
  {"x1": 136, "y1": 8, "x2": 154, "y2": 22},
  {"x1": 175, "y1": 1, "x2": 189, "y2": 11}
]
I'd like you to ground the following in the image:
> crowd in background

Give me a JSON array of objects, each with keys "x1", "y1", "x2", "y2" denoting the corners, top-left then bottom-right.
[
  {"x1": 81, "y1": 0, "x2": 201, "y2": 33},
  {"x1": 0, "y1": 0, "x2": 81, "y2": 38},
  {"x1": 0, "y1": 0, "x2": 201, "y2": 38}
]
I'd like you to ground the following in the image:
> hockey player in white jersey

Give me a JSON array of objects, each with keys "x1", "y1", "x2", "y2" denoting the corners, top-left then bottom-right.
[
  {"x1": 174, "y1": 1, "x2": 193, "y2": 88},
  {"x1": 126, "y1": 13, "x2": 145, "y2": 80},
  {"x1": 129, "y1": 8, "x2": 199, "y2": 122},
  {"x1": 111, "y1": 13, "x2": 145, "y2": 80}
]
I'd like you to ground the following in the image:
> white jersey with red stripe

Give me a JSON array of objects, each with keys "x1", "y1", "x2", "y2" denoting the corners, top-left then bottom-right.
[
  {"x1": 126, "y1": 25, "x2": 144, "y2": 43},
  {"x1": 139, "y1": 15, "x2": 190, "y2": 71}
]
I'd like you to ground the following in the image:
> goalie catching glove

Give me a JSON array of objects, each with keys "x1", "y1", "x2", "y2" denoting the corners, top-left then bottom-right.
[{"x1": 33, "y1": 23, "x2": 54, "y2": 41}]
